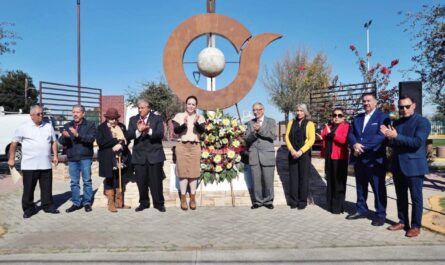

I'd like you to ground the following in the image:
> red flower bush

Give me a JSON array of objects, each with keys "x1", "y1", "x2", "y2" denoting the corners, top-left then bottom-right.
[{"x1": 349, "y1": 44, "x2": 399, "y2": 115}]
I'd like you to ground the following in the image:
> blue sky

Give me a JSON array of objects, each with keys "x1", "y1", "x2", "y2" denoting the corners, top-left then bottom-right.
[{"x1": 0, "y1": 0, "x2": 440, "y2": 121}]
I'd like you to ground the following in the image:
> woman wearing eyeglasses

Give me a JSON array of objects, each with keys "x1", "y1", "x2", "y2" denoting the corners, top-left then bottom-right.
[
  {"x1": 285, "y1": 104, "x2": 315, "y2": 210},
  {"x1": 318, "y1": 107, "x2": 350, "y2": 214}
]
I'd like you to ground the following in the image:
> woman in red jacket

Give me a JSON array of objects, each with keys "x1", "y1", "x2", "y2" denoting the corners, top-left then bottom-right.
[{"x1": 319, "y1": 107, "x2": 350, "y2": 214}]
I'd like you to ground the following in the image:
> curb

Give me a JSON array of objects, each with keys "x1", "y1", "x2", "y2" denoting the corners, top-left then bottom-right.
[{"x1": 422, "y1": 195, "x2": 445, "y2": 235}]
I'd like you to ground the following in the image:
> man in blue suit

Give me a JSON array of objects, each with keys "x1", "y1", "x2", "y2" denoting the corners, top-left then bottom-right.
[
  {"x1": 380, "y1": 95, "x2": 431, "y2": 237},
  {"x1": 347, "y1": 93, "x2": 390, "y2": 226}
]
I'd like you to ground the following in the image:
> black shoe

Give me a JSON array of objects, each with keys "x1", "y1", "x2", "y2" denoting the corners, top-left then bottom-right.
[
  {"x1": 65, "y1": 204, "x2": 82, "y2": 213},
  {"x1": 155, "y1": 205, "x2": 166, "y2": 212},
  {"x1": 251, "y1": 204, "x2": 260, "y2": 209},
  {"x1": 346, "y1": 212, "x2": 366, "y2": 220},
  {"x1": 84, "y1": 204, "x2": 92, "y2": 212},
  {"x1": 135, "y1": 204, "x2": 148, "y2": 212},
  {"x1": 44, "y1": 208, "x2": 60, "y2": 214},
  {"x1": 264, "y1": 204, "x2": 274, "y2": 209},
  {"x1": 371, "y1": 218, "x2": 386, "y2": 226},
  {"x1": 290, "y1": 205, "x2": 298, "y2": 209},
  {"x1": 297, "y1": 205, "x2": 306, "y2": 210},
  {"x1": 23, "y1": 208, "x2": 38, "y2": 219}
]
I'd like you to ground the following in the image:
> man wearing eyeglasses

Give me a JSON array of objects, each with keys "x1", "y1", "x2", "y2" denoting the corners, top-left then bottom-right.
[
  {"x1": 244, "y1": 102, "x2": 277, "y2": 209},
  {"x1": 347, "y1": 93, "x2": 391, "y2": 226},
  {"x1": 8, "y1": 105, "x2": 60, "y2": 218},
  {"x1": 380, "y1": 95, "x2": 431, "y2": 237}
]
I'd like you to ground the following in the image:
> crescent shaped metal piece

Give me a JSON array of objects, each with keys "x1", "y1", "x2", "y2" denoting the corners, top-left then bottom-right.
[{"x1": 163, "y1": 13, "x2": 282, "y2": 110}]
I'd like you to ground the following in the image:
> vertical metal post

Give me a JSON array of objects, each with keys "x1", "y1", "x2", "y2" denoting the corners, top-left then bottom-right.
[
  {"x1": 24, "y1": 78, "x2": 28, "y2": 106},
  {"x1": 77, "y1": 0, "x2": 81, "y2": 104},
  {"x1": 206, "y1": 0, "x2": 216, "y2": 92}
]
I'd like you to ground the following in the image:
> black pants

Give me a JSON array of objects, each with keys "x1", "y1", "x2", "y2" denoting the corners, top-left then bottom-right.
[
  {"x1": 22, "y1": 169, "x2": 54, "y2": 212},
  {"x1": 326, "y1": 159, "x2": 348, "y2": 214},
  {"x1": 134, "y1": 163, "x2": 164, "y2": 207},
  {"x1": 288, "y1": 153, "x2": 311, "y2": 208},
  {"x1": 103, "y1": 171, "x2": 119, "y2": 191}
]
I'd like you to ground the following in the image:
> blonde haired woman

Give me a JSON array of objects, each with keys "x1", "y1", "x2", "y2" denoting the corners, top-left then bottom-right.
[{"x1": 285, "y1": 104, "x2": 315, "y2": 209}]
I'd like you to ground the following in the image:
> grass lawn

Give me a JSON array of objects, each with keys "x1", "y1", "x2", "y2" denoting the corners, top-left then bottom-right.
[{"x1": 433, "y1": 139, "x2": 445, "y2": 147}]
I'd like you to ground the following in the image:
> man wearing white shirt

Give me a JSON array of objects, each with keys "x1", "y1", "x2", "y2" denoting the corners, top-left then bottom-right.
[
  {"x1": 126, "y1": 99, "x2": 166, "y2": 212},
  {"x1": 7, "y1": 105, "x2": 60, "y2": 218}
]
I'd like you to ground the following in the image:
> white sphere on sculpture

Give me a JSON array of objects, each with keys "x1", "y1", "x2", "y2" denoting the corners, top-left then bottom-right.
[{"x1": 197, "y1": 47, "x2": 225, "y2": 78}]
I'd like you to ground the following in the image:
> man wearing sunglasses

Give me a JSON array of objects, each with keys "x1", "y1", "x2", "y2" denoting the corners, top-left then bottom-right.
[
  {"x1": 347, "y1": 93, "x2": 391, "y2": 226},
  {"x1": 8, "y1": 105, "x2": 60, "y2": 218},
  {"x1": 380, "y1": 95, "x2": 431, "y2": 237}
]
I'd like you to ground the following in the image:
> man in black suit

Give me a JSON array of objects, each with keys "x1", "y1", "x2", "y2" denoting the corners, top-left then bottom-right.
[{"x1": 126, "y1": 99, "x2": 166, "y2": 212}]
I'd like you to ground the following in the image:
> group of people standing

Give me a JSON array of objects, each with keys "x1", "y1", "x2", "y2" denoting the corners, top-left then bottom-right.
[
  {"x1": 245, "y1": 93, "x2": 430, "y2": 238},
  {"x1": 8, "y1": 92, "x2": 431, "y2": 238}
]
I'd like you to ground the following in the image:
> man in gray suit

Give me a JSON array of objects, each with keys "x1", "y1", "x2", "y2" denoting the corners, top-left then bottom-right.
[{"x1": 245, "y1": 102, "x2": 277, "y2": 209}]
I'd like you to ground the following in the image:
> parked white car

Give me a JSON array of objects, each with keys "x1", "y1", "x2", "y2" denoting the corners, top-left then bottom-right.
[{"x1": 0, "y1": 112, "x2": 31, "y2": 160}]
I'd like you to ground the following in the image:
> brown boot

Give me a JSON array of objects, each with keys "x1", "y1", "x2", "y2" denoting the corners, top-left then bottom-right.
[
  {"x1": 115, "y1": 190, "x2": 131, "y2": 209},
  {"x1": 189, "y1": 194, "x2": 196, "y2": 210},
  {"x1": 180, "y1": 194, "x2": 188, "y2": 211},
  {"x1": 105, "y1": 190, "x2": 117, "y2": 213}
]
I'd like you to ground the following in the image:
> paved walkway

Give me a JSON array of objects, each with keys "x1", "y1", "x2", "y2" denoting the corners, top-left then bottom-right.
[{"x1": 0, "y1": 165, "x2": 444, "y2": 264}]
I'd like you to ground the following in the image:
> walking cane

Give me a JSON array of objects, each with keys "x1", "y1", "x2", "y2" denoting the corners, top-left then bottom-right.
[{"x1": 116, "y1": 153, "x2": 130, "y2": 209}]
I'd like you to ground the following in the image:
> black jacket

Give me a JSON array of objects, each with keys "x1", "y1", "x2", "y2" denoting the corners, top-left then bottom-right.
[
  {"x1": 58, "y1": 119, "x2": 96, "y2": 161},
  {"x1": 126, "y1": 112, "x2": 166, "y2": 165},
  {"x1": 96, "y1": 122, "x2": 131, "y2": 179}
]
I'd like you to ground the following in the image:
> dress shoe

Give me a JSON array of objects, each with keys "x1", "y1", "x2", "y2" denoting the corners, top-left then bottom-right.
[
  {"x1": 44, "y1": 208, "x2": 60, "y2": 214},
  {"x1": 251, "y1": 204, "x2": 260, "y2": 209},
  {"x1": 346, "y1": 213, "x2": 366, "y2": 220},
  {"x1": 23, "y1": 208, "x2": 38, "y2": 219},
  {"x1": 297, "y1": 205, "x2": 306, "y2": 210},
  {"x1": 387, "y1": 223, "x2": 405, "y2": 231},
  {"x1": 84, "y1": 204, "x2": 92, "y2": 212},
  {"x1": 406, "y1": 228, "x2": 421, "y2": 237},
  {"x1": 155, "y1": 205, "x2": 166, "y2": 212},
  {"x1": 290, "y1": 205, "x2": 298, "y2": 209},
  {"x1": 371, "y1": 218, "x2": 385, "y2": 226},
  {"x1": 264, "y1": 204, "x2": 274, "y2": 209},
  {"x1": 65, "y1": 204, "x2": 82, "y2": 213},
  {"x1": 135, "y1": 204, "x2": 149, "y2": 212}
]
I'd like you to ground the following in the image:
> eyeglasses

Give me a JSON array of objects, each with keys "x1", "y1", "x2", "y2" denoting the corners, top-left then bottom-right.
[
  {"x1": 332, "y1": 113, "x2": 344, "y2": 118},
  {"x1": 33, "y1": 112, "x2": 44, "y2": 116},
  {"x1": 398, "y1": 105, "x2": 411, "y2": 110},
  {"x1": 252, "y1": 108, "x2": 263, "y2": 112}
]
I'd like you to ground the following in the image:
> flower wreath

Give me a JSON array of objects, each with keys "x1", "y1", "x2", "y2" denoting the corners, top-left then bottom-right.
[{"x1": 200, "y1": 110, "x2": 246, "y2": 184}]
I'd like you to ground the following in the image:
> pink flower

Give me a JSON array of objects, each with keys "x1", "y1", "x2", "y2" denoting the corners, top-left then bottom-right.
[
  {"x1": 391, "y1": 59, "x2": 399, "y2": 66},
  {"x1": 349, "y1": 44, "x2": 356, "y2": 51},
  {"x1": 297, "y1": 65, "x2": 305, "y2": 71},
  {"x1": 369, "y1": 67, "x2": 376, "y2": 74}
]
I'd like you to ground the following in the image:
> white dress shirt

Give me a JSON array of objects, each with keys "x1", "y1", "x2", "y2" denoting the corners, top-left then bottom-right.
[
  {"x1": 12, "y1": 121, "x2": 56, "y2": 170},
  {"x1": 362, "y1": 109, "x2": 376, "y2": 132}
]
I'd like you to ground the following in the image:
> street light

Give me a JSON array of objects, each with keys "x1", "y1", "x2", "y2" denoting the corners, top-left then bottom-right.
[{"x1": 364, "y1": 19, "x2": 372, "y2": 71}]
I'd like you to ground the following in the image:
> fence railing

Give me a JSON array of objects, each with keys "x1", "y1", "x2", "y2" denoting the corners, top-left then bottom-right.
[{"x1": 431, "y1": 121, "x2": 445, "y2": 135}]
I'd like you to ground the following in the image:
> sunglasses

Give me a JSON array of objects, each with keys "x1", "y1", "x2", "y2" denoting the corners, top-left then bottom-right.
[
  {"x1": 332, "y1": 113, "x2": 344, "y2": 118},
  {"x1": 398, "y1": 105, "x2": 411, "y2": 110}
]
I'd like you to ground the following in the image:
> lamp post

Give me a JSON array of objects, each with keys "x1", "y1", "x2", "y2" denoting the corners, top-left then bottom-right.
[
  {"x1": 206, "y1": 0, "x2": 216, "y2": 92},
  {"x1": 77, "y1": 0, "x2": 81, "y2": 104},
  {"x1": 364, "y1": 19, "x2": 372, "y2": 71}
]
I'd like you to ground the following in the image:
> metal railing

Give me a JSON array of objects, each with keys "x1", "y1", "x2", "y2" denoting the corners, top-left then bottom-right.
[{"x1": 39, "y1": 81, "x2": 102, "y2": 127}]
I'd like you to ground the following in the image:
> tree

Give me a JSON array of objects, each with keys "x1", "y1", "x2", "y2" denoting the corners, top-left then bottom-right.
[
  {"x1": 262, "y1": 48, "x2": 331, "y2": 123},
  {"x1": 127, "y1": 80, "x2": 183, "y2": 121},
  {"x1": 0, "y1": 22, "x2": 19, "y2": 56},
  {"x1": 400, "y1": 4, "x2": 445, "y2": 108},
  {"x1": 0, "y1": 70, "x2": 38, "y2": 113}
]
